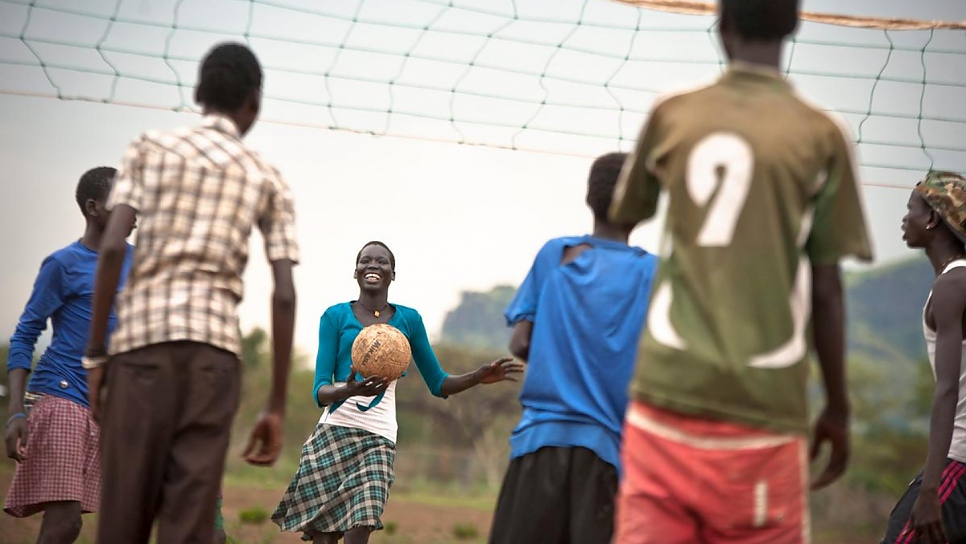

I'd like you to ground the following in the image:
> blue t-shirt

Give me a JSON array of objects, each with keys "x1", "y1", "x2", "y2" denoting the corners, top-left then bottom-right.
[
  {"x1": 505, "y1": 235, "x2": 658, "y2": 472},
  {"x1": 313, "y1": 302, "x2": 449, "y2": 409},
  {"x1": 7, "y1": 241, "x2": 135, "y2": 408}
]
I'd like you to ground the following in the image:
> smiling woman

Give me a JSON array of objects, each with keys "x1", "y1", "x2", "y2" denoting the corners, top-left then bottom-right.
[{"x1": 271, "y1": 240, "x2": 524, "y2": 544}]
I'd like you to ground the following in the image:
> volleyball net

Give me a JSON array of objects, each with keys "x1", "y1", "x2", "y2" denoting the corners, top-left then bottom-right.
[{"x1": 1, "y1": 0, "x2": 964, "y2": 188}]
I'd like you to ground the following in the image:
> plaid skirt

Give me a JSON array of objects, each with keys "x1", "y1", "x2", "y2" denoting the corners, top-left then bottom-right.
[
  {"x1": 4, "y1": 394, "x2": 101, "y2": 517},
  {"x1": 272, "y1": 424, "x2": 395, "y2": 539}
]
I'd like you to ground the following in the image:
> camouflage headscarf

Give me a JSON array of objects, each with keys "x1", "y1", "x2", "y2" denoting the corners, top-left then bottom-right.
[{"x1": 914, "y1": 171, "x2": 966, "y2": 243}]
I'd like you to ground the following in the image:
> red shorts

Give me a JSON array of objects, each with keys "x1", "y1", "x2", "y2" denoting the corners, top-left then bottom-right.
[{"x1": 614, "y1": 402, "x2": 809, "y2": 544}]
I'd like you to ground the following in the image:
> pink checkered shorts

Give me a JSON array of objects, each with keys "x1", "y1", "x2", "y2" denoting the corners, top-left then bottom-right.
[{"x1": 3, "y1": 395, "x2": 101, "y2": 517}]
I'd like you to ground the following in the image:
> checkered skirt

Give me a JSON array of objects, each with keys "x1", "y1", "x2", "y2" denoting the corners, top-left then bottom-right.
[
  {"x1": 3, "y1": 394, "x2": 100, "y2": 517},
  {"x1": 272, "y1": 423, "x2": 395, "y2": 539}
]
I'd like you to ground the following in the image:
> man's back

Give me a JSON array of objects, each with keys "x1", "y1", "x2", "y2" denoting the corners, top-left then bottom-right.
[
  {"x1": 612, "y1": 63, "x2": 872, "y2": 433},
  {"x1": 505, "y1": 235, "x2": 658, "y2": 469},
  {"x1": 108, "y1": 114, "x2": 299, "y2": 356}
]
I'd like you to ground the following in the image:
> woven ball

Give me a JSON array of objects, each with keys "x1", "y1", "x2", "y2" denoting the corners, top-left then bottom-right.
[{"x1": 351, "y1": 324, "x2": 412, "y2": 381}]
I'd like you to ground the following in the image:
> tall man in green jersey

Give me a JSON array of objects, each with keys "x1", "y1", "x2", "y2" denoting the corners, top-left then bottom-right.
[{"x1": 610, "y1": 0, "x2": 873, "y2": 542}]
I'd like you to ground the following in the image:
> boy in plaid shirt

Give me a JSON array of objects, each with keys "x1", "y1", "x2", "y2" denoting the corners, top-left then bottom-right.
[{"x1": 84, "y1": 42, "x2": 300, "y2": 543}]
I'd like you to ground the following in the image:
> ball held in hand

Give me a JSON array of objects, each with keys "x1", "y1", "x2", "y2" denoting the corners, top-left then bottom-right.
[{"x1": 351, "y1": 324, "x2": 412, "y2": 381}]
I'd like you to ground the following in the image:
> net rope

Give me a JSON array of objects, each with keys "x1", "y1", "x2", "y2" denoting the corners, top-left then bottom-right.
[
  {"x1": 617, "y1": 0, "x2": 966, "y2": 30},
  {"x1": 0, "y1": 0, "x2": 963, "y2": 189}
]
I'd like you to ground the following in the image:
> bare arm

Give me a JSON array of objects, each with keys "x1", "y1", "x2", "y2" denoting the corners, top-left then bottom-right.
[
  {"x1": 509, "y1": 321, "x2": 533, "y2": 362},
  {"x1": 812, "y1": 265, "x2": 849, "y2": 414},
  {"x1": 810, "y1": 264, "x2": 851, "y2": 490},
  {"x1": 84, "y1": 205, "x2": 136, "y2": 421},
  {"x1": 439, "y1": 357, "x2": 523, "y2": 396},
  {"x1": 266, "y1": 259, "x2": 296, "y2": 414},
  {"x1": 6, "y1": 369, "x2": 27, "y2": 416},
  {"x1": 243, "y1": 259, "x2": 297, "y2": 466},
  {"x1": 86, "y1": 205, "x2": 135, "y2": 357},
  {"x1": 922, "y1": 275, "x2": 965, "y2": 490},
  {"x1": 439, "y1": 370, "x2": 484, "y2": 397}
]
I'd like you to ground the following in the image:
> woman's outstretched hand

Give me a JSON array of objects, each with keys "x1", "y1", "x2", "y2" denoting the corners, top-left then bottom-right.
[{"x1": 476, "y1": 357, "x2": 525, "y2": 384}]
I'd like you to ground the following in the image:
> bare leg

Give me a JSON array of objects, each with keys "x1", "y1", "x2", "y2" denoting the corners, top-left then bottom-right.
[
  {"x1": 212, "y1": 527, "x2": 227, "y2": 544},
  {"x1": 312, "y1": 532, "x2": 341, "y2": 544},
  {"x1": 344, "y1": 527, "x2": 371, "y2": 544},
  {"x1": 37, "y1": 501, "x2": 82, "y2": 544}
]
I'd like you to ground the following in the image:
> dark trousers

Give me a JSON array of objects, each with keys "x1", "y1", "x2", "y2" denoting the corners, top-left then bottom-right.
[
  {"x1": 489, "y1": 446, "x2": 618, "y2": 544},
  {"x1": 97, "y1": 341, "x2": 241, "y2": 544}
]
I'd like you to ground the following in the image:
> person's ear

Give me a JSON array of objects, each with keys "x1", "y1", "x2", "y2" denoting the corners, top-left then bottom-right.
[{"x1": 84, "y1": 198, "x2": 99, "y2": 218}]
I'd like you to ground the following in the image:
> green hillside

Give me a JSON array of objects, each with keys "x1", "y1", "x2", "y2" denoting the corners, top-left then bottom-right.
[
  {"x1": 846, "y1": 257, "x2": 934, "y2": 364},
  {"x1": 439, "y1": 257, "x2": 938, "y2": 369},
  {"x1": 440, "y1": 286, "x2": 515, "y2": 351}
]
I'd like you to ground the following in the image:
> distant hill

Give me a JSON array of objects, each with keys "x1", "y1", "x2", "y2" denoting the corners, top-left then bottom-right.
[
  {"x1": 438, "y1": 257, "x2": 937, "y2": 373},
  {"x1": 846, "y1": 257, "x2": 934, "y2": 363},
  {"x1": 840, "y1": 256, "x2": 937, "y2": 432},
  {"x1": 439, "y1": 285, "x2": 516, "y2": 351}
]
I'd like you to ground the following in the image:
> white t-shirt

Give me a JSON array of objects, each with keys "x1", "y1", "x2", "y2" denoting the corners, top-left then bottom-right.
[{"x1": 321, "y1": 381, "x2": 400, "y2": 443}]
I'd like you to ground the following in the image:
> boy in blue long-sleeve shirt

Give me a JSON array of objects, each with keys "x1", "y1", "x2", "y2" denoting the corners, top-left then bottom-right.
[{"x1": 3, "y1": 166, "x2": 134, "y2": 543}]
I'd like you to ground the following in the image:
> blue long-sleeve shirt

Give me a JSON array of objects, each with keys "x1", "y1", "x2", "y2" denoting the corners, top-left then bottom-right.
[{"x1": 7, "y1": 241, "x2": 134, "y2": 408}]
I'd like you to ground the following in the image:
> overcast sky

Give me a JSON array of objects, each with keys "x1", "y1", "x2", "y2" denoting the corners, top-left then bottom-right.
[{"x1": 0, "y1": 0, "x2": 964, "y2": 357}]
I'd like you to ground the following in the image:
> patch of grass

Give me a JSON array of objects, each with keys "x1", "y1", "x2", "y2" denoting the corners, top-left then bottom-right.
[
  {"x1": 391, "y1": 489, "x2": 496, "y2": 512},
  {"x1": 390, "y1": 478, "x2": 498, "y2": 512},
  {"x1": 452, "y1": 523, "x2": 479, "y2": 540},
  {"x1": 384, "y1": 520, "x2": 398, "y2": 535},
  {"x1": 223, "y1": 460, "x2": 299, "y2": 490},
  {"x1": 239, "y1": 506, "x2": 269, "y2": 525}
]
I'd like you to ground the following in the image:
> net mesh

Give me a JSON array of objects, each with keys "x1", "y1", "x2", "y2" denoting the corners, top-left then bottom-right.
[{"x1": 0, "y1": 0, "x2": 964, "y2": 188}]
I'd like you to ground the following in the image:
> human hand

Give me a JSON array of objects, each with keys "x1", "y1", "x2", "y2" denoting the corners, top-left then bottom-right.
[
  {"x1": 476, "y1": 357, "x2": 525, "y2": 385},
  {"x1": 4, "y1": 414, "x2": 28, "y2": 462},
  {"x1": 87, "y1": 365, "x2": 107, "y2": 423},
  {"x1": 810, "y1": 406, "x2": 850, "y2": 490},
  {"x1": 909, "y1": 489, "x2": 946, "y2": 544},
  {"x1": 345, "y1": 367, "x2": 390, "y2": 398},
  {"x1": 243, "y1": 410, "x2": 283, "y2": 467}
]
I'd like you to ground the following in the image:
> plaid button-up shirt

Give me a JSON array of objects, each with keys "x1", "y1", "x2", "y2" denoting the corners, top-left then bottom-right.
[{"x1": 106, "y1": 115, "x2": 300, "y2": 357}]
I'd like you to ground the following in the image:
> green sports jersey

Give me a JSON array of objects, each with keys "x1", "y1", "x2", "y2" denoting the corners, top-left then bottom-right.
[{"x1": 611, "y1": 63, "x2": 874, "y2": 434}]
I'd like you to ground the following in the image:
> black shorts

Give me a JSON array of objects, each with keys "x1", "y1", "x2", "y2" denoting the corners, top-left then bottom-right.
[
  {"x1": 489, "y1": 446, "x2": 618, "y2": 544},
  {"x1": 881, "y1": 459, "x2": 966, "y2": 544}
]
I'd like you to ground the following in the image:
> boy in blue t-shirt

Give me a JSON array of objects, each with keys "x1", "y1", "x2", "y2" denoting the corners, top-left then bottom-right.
[
  {"x1": 4, "y1": 167, "x2": 134, "y2": 542},
  {"x1": 488, "y1": 153, "x2": 659, "y2": 544}
]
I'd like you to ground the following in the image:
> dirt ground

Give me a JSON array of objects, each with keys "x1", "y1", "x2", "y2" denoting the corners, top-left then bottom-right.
[
  {"x1": 0, "y1": 466, "x2": 868, "y2": 544},
  {"x1": 218, "y1": 483, "x2": 493, "y2": 544},
  {"x1": 0, "y1": 469, "x2": 491, "y2": 544}
]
